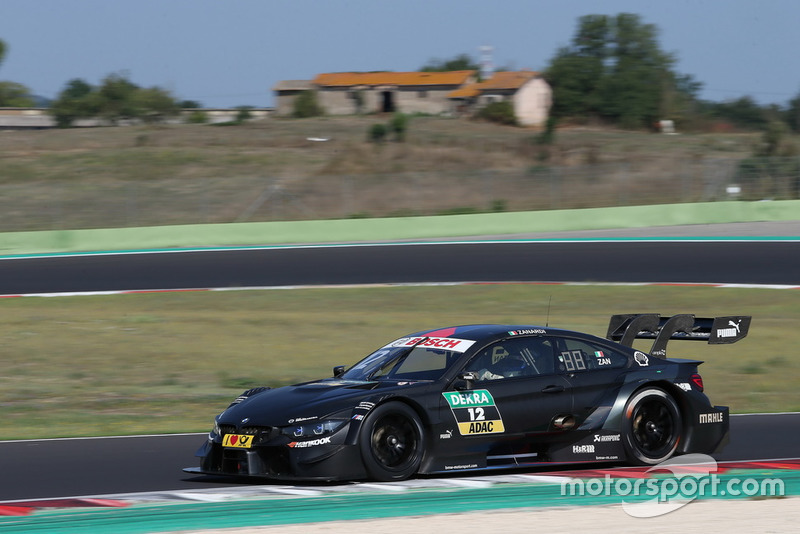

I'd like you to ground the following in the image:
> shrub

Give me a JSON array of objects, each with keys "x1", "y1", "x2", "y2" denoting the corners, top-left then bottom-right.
[
  {"x1": 389, "y1": 112, "x2": 409, "y2": 141},
  {"x1": 292, "y1": 90, "x2": 324, "y2": 118},
  {"x1": 185, "y1": 110, "x2": 209, "y2": 124},
  {"x1": 476, "y1": 101, "x2": 517, "y2": 126},
  {"x1": 368, "y1": 123, "x2": 388, "y2": 143}
]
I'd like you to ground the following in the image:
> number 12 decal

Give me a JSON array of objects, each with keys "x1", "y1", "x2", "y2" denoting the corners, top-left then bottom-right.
[{"x1": 467, "y1": 407, "x2": 485, "y2": 421}]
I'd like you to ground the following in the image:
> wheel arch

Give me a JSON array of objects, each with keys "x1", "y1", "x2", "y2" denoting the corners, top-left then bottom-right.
[{"x1": 604, "y1": 379, "x2": 689, "y2": 436}]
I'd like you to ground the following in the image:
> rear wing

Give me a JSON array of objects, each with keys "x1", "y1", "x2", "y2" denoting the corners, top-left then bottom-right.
[{"x1": 606, "y1": 314, "x2": 751, "y2": 357}]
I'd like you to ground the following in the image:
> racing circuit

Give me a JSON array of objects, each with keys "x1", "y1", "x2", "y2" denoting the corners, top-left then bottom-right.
[{"x1": 1, "y1": 231, "x2": 799, "y2": 530}]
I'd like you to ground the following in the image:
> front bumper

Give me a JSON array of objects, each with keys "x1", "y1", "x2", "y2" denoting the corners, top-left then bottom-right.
[{"x1": 186, "y1": 438, "x2": 367, "y2": 481}]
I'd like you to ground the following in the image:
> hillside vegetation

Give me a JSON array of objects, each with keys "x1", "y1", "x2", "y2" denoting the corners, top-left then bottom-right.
[{"x1": 0, "y1": 116, "x2": 771, "y2": 230}]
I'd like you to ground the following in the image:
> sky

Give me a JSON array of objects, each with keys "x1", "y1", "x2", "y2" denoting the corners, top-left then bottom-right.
[{"x1": 1, "y1": 0, "x2": 799, "y2": 109}]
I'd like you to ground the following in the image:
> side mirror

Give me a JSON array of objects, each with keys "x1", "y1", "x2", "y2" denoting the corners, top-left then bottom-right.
[
  {"x1": 333, "y1": 365, "x2": 346, "y2": 378},
  {"x1": 453, "y1": 371, "x2": 477, "y2": 391}
]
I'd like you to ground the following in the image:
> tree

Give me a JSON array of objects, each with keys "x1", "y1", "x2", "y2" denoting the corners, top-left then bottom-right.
[
  {"x1": 787, "y1": 89, "x2": 800, "y2": 133},
  {"x1": 292, "y1": 90, "x2": 324, "y2": 118},
  {"x1": 0, "y1": 81, "x2": 34, "y2": 107},
  {"x1": 420, "y1": 53, "x2": 480, "y2": 72},
  {"x1": 49, "y1": 75, "x2": 180, "y2": 127},
  {"x1": 179, "y1": 99, "x2": 202, "y2": 109},
  {"x1": 132, "y1": 86, "x2": 180, "y2": 124},
  {"x1": 546, "y1": 13, "x2": 683, "y2": 129},
  {"x1": 0, "y1": 39, "x2": 35, "y2": 107},
  {"x1": 706, "y1": 96, "x2": 769, "y2": 130},
  {"x1": 49, "y1": 78, "x2": 99, "y2": 127},
  {"x1": 97, "y1": 73, "x2": 140, "y2": 124}
]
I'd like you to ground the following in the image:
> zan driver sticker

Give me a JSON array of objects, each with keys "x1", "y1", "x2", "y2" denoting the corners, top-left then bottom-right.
[{"x1": 442, "y1": 389, "x2": 505, "y2": 435}]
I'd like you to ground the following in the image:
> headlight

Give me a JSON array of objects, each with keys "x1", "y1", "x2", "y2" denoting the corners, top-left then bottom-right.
[
  {"x1": 280, "y1": 420, "x2": 347, "y2": 439},
  {"x1": 209, "y1": 417, "x2": 221, "y2": 440}
]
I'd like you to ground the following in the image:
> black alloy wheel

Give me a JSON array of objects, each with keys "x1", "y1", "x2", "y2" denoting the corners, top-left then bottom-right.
[
  {"x1": 623, "y1": 387, "x2": 682, "y2": 465},
  {"x1": 359, "y1": 402, "x2": 425, "y2": 481}
]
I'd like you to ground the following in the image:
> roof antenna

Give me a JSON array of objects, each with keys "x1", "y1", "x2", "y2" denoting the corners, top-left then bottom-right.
[{"x1": 545, "y1": 295, "x2": 552, "y2": 327}]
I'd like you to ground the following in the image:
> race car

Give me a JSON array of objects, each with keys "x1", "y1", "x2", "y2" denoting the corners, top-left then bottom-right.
[{"x1": 185, "y1": 313, "x2": 750, "y2": 482}]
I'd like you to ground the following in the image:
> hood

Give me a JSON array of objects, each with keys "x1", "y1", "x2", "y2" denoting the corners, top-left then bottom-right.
[{"x1": 217, "y1": 378, "x2": 426, "y2": 427}]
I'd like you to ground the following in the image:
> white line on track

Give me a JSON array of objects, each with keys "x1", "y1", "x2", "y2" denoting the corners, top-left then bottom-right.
[{"x1": 2, "y1": 280, "x2": 799, "y2": 299}]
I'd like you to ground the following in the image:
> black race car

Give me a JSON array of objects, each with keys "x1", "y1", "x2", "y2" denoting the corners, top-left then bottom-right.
[{"x1": 185, "y1": 313, "x2": 749, "y2": 482}]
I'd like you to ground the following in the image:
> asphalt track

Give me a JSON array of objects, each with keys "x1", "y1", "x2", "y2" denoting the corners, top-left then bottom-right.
[
  {"x1": 1, "y1": 414, "x2": 798, "y2": 502},
  {"x1": 1, "y1": 240, "x2": 799, "y2": 295},
  {"x1": 0, "y1": 235, "x2": 798, "y2": 503}
]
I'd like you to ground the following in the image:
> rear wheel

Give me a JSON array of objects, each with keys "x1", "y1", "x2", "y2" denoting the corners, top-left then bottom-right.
[
  {"x1": 623, "y1": 388, "x2": 682, "y2": 465},
  {"x1": 359, "y1": 402, "x2": 424, "y2": 481}
]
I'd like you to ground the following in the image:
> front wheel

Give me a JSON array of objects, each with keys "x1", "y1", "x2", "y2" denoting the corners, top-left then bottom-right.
[
  {"x1": 359, "y1": 402, "x2": 424, "y2": 481},
  {"x1": 623, "y1": 388, "x2": 682, "y2": 465}
]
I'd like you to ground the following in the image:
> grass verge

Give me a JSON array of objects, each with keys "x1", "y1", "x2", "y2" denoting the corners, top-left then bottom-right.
[{"x1": 1, "y1": 283, "x2": 797, "y2": 440}]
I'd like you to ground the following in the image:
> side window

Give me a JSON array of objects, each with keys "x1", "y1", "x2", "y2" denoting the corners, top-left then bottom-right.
[
  {"x1": 556, "y1": 338, "x2": 628, "y2": 372},
  {"x1": 463, "y1": 337, "x2": 556, "y2": 381}
]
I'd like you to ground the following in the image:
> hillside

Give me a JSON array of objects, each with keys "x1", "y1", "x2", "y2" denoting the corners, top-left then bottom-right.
[{"x1": 0, "y1": 116, "x2": 764, "y2": 231}]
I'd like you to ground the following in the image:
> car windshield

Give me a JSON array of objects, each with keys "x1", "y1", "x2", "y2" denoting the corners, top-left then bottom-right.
[{"x1": 342, "y1": 338, "x2": 468, "y2": 381}]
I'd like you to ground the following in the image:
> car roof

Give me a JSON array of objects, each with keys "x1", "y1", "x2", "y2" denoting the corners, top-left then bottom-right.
[{"x1": 410, "y1": 324, "x2": 574, "y2": 342}]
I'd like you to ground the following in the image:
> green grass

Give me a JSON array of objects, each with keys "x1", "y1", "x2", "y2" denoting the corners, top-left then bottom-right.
[{"x1": 0, "y1": 283, "x2": 797, "y2": 440}]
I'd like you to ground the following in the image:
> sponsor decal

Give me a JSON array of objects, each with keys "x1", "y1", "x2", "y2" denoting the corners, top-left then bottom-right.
[
  {"x1": 634, "y1": 352, "x2": 649, "y2": 367},
  {"x1": 287, "y1": 436, "x2": 332, "y2": 448},
  {"x1": 439, "y1": 429, "x2": 453, "y2": 439},
  {"x1": 573, "y1": 444, "x2": 596, "y2": 454},
  {"x1": 443, "y1": 390, "x2": 494, "y2": 408},
  {"x1": 351, "y1": 414, "x2": 365, "y2": 421},
  {"x1": 716, "y1": 319, "x2": 742, "y2": 339},
  {"x1": 595, "y1": 455, "x2": 621, "y2": 461},
  {"x1": 442, "y1": 389, "x2": 505, "y2": 436},
  {"x1": 594, "y1": 351, "x2": 612, "y2": 366},
  {"x1": 594, "y1": 433, "x2": 621, "y2": 443},
  {"x1": 287, "y1": 416, "x2": 317, "y2": 424},
  {"x1": 444, "y1": 463, "x2": 478, "y2": 470},
  {"x1": 222, "y1": 434, "x2": 254, "y2": 449},
  {"x1": 383, "y1": 337, "x2": 476, "y2": 353},
  {"x1": 675, "y1": 382, "x2": 692, "y2": 392},
  {"x1": 508, "y1": 329, "x2": 546, "y2": 336},
  {"x1": 699, "y1": 412, "x2": 724, "y2": 424}
]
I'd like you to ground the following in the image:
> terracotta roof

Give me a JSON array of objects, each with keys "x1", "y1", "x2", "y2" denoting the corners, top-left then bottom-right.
[
  {"x1": 313, "y1": 71, "x2": 476, "y2": 87},
  {"x1": 448, "y1": 71, "x2": 540, "y2": 99}
]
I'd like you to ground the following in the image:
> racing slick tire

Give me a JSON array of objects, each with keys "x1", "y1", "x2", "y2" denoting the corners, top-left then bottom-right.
[
  {"x1": 359, "y1": 401, "x2": 425, "y2": 481},
  {"x1": 622, "y1": 387, "x2": 682, "y2": 465}
]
